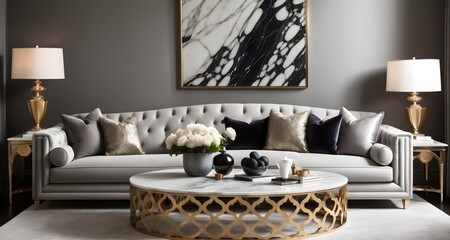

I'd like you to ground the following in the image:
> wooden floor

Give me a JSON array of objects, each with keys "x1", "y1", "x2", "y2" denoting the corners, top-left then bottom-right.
[{"x1": 0, "y1": 191, "x2": 449, "y2": 227}]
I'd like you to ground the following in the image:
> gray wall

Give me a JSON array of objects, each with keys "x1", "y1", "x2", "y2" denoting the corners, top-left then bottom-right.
[
  {"x1": 4, "y1": 0, "x2": 446, "y2": 188},
  {"x1": 6, "y1": 0, "x2": 445, "y2": 138},
  {"x1": 0, "y1": 0, "x2": 5, "y2": 194},
  {"x1": 445, "y1": 0, "x2": 450, "y2": 197}
]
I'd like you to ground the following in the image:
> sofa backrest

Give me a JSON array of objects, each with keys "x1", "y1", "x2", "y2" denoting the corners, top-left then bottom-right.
[{"x1": 73, "y1": 103, "x2": 376, "y2": 154}]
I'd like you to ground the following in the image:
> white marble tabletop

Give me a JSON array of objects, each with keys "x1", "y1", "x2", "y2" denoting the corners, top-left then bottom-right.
[
  {"x1": 412, "y1": 140, "x2": 448, "y2": 148},
  {"x1": 129, "y1": 169, "x2": 348, "y2": 196}
]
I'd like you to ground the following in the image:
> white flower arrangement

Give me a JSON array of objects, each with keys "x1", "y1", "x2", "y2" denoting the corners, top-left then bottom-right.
[{"x1": 165, "y1": 123, "x2": 236, "y2": 155}]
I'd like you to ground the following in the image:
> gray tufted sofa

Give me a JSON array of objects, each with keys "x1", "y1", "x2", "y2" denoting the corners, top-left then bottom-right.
[{"x1": 32, "y1": 103, "x2": 413, "y2": 209}]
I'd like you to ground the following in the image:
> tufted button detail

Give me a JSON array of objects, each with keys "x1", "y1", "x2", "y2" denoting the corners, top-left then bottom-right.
[
  {"x1": 243, "y1": 107, "x2": 247, "y2": 114},
  {"x1": 143, "y1": 114, "x2": 147, "y2": 120},
  {"x1": 220, "y1": 106, "x2": 224, "y2": 113},
  {"x1": 156, "y1": 112, "x2": 160, "y2": 119},
  {"x1": 164, "y1": 127, "x2": 169, "y2": 132},
  {"x1": 172, "y1": 109, "x2": 176, "y2": 116},
  {"x1": 147, "y1": 128, "x2": 151, "y2": 133}
]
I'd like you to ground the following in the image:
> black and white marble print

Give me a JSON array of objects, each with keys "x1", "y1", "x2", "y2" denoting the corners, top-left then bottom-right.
[{"x1": 181, "y1": 0, "x2": 307, "y2": 88}]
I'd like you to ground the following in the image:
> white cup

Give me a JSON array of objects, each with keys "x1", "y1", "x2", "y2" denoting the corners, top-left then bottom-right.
[{"x1": 277, "y1": 157, "x2": 293, "y2": 179}]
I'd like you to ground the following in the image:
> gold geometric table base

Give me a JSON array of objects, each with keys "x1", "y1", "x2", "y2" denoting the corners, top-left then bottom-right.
[{"x1": 130, "y1": 185, "x2": 347, "y2": 239}]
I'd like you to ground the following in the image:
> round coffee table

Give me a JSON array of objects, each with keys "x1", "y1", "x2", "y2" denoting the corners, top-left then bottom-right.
[{"x1": 130, "y1": 169, "x2": 347, "y2": 239}]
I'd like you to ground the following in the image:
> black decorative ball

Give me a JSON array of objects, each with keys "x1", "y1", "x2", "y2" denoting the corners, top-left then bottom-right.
[{"x1": 213, "y1": 151, "x2": 234, "y2": 175}]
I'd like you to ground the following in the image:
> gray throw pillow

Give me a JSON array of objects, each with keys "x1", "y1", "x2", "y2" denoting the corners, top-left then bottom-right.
[
  {"x1": 99, "y1": 116, "x2": 145, "y2": 155},
  {"x1": 370, "y1": 143, "x2": 393, "y2": 166},
  {"x1": 338, "y1": 107, "x2": 384, "y2": 157},
  {"x1": 48, "y1": 145, "x2": 75, "y2": 167},
  {"x1": 264, "y1": 109, "x2": 310, "y2": 153},
  {"x1": 61, "y1": 108, "x2": 104, "y2": 159}
]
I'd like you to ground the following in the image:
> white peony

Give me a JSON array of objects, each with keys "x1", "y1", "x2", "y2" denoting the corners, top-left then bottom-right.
[
  {"x1": 175, "y1": 128, "x2": 183, "y2": 135},
  {"x1": 165, "y1": 134, "x2": 177, "y2": 150},
  {"x1": 213, "y1": 133, "x2": 222, "y2": 146},
  {"x1": 201, "y1": 134, "x2": 213, "y2": 147},
  {"x1": 186, "y1": 134, "x2": 204, "y2": 148},
  {"x1": 176, "y1": 136, "x2": 188, "y2": 146},
  {"x1": 165, "y1": 123, "x2": 236, "y2": 155},
  {"x1": 224, "y1": 127, "x2": 236, "y2": 141}
]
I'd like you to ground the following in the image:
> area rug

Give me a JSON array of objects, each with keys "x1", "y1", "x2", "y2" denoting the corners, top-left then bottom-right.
[{"x1": 0, "y1": 195, "x2": 449, "y2": 239}]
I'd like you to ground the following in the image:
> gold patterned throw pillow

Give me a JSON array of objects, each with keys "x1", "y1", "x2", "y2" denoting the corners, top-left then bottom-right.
[
  {"x1": 99, "y1": 116, "x2": 145, "y2": 155},
  {"x1": 264, "y1": 109, "x2": 310, "y2": 153}
]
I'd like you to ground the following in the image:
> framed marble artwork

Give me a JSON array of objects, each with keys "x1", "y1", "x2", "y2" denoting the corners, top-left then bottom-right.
[{"x1": 180, "y1": 0, "x2": 308, "y2": 89}]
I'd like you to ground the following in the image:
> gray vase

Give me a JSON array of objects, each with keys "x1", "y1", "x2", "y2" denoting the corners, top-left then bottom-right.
[{"x1": 182, "y1": 153, "x2": 213, "y2": 177}]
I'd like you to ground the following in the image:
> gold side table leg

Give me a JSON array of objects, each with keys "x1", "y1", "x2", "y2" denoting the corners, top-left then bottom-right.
[
  {"x1": 8, "y1": 142, "x2": 16, "y2": 205},
  {"x1": 439, "y1": 150, "x2": 446, "y2": 203},
  {"x1": 8, "y1": 155, "x2": 13, "y2": 205}
]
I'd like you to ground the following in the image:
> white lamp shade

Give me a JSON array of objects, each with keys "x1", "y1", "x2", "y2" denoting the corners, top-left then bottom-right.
[
  {"x1": 386, "y1": 59, "x2": 441, "y2": 92},
  {"x1": 11, "y1": 47, "x2": 65, "y2": 79}
]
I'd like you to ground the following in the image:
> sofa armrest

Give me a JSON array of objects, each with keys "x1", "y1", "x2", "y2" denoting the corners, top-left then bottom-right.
[
  {"x1": 32, "y1": 125, "x2": 68, "y2": 200},
  {"x1": 378, "y1": 124, "x2": 413, "y2": 199}
]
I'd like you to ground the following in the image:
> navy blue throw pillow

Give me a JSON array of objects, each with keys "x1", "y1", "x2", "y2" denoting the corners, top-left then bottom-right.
[
  {"x1": 223, "y1": 117, "x2": 269, "y2": 150},
  {"x1": 306, "y1": 114, "x2": 342, "y2": 154}
]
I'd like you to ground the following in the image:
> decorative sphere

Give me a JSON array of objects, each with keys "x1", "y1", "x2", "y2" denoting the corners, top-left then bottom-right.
[
  {"x1": 213, "y1": 151, "x2": 234, "y2": 175},
  {"x1": 249, "y1": 151, "x2": 260, "y2": 159}
]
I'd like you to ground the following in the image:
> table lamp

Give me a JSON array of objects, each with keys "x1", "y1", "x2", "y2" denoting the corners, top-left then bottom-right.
[
  {"x1": 386, "y1": 58, "x2": 441, "y2": 137},
  {"x1": 11, "y1": 46, "x2": 65, "y2": 131}
]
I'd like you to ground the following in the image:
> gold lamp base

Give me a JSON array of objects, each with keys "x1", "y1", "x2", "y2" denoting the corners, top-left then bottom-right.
[
  {"x1": 28, "y1": 79, "x2": 48, "y2": 131},
  {"x1": 405, "y1": 92, "x2": 426, "y2": 136}
]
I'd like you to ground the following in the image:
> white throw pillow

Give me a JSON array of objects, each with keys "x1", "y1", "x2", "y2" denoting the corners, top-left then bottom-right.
[{"x1": 370, "y1": 143, "x2": 393, "y2": 166}]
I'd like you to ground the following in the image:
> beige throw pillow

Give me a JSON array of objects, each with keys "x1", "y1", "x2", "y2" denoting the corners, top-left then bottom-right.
[
  {"x1": 264, "y1": 109, "x2": 310, "y2": 153},
  {"x1": 99, "y1": 116, "x2": 145, "y2": 155}
]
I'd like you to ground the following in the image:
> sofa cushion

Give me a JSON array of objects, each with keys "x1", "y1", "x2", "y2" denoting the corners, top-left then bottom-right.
[
  {"x1": 48, "y1": 145, "x2": 75, "y2": 167},
  {"x1": 307, "y1": 113, "x2": 342, "y2": 154},
  {"x1": 61, "y1": 108, "x2": 104, "y2": 158},
  {"x1": 265, "y1": 109, "x2": 310, "y2": 152},
  {"x1": 223, "y1": 116, "x2": 269, "y2": 150},
  {"x1": 370, "y1": 143, "x2": 393, "y2": 166},
  {"x1": 50, "y1": 154, "x2": 183, "y2": 183},
  {"x1": 338, "y1": 107, "x2": 384, "y2": 157},
  {"x1": 49, "y1": 150, "x2": 393, "y2": 184},
  {"x1": 99, "y1": 116, "x2": 145, "y2": 155},
  {"x1": 229, "y1": 150, "x2": 393, "y2": 183}
]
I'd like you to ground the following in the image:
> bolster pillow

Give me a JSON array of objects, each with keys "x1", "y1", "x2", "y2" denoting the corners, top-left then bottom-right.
[
  {"x1": 369, "y1": 143, "x2": 393, "y2": 166},
  {"x1": 49, "y1": 145, "x2": 75, "y2": 167}
]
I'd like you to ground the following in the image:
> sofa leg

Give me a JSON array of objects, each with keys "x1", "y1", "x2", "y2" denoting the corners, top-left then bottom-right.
[
  {"x1": 34, "y1": 200, "x2": 40, "y2": 210},
  {"x1": 402, "y1": 199, "x2": 409, "y2": 209}
]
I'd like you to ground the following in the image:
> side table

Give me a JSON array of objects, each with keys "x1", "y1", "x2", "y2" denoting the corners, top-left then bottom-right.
[
  {"x1": 412, "y1": 140, "x2": 448, "y2": 202},
  {"x1": 7, "y1": 135, "x2": 33, "y2": 205}
]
